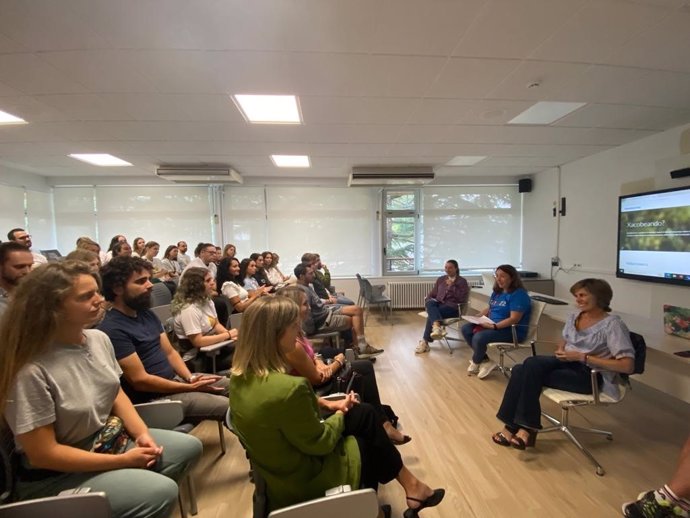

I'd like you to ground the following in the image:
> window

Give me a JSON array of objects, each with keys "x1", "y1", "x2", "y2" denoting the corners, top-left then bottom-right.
[{"x1": 383, "y1": 186, "x2": 523, "y2": 275}]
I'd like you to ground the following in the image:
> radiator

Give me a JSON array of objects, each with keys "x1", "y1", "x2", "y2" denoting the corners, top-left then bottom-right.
[
  {"x1": 388, "y1": 281, "x2": 435, "y2": 309},
  {"x1": 388, "y1": 279, "x2": 483, "y2": 309}
]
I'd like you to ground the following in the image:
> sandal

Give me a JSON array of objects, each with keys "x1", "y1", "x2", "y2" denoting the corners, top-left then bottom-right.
[
  {"x1": 510, "y1": 429, "x2": 537, "y2": 450},
  {"x1": 403, "y1": 488, "x2": 445, "y2": 518},
  {"x1": 391, "y1": 435, "x2": 412, "y2": 446},
  {"x1": 491, "y1": 431, "x2": 512, "y2": 447}
]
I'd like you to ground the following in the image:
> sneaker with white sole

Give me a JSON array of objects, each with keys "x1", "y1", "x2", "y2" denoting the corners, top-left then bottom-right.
[
  {"x1": 356, "y1": 344, "x2": 384, "y2": 359},
  {"x1": 467, "y1": 360, "x2": 480, "y2": 374},
  {"x1": 477, "y1": 359, "x2": 498, "y2": 379},
  {"x1": 622, "y1": 490, "x2": 689, "y2": 518},
  {"x1": 430, "y1": 325, "x2": 447, "y2": 341},
  {"x1": 415, "y1": 340, "x2": 430, "y2": 354}
]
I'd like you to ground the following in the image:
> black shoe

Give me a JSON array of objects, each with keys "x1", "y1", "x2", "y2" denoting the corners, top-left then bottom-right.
[{"x1": 403, "y1": 488, "x2": 445, "y2": 518}]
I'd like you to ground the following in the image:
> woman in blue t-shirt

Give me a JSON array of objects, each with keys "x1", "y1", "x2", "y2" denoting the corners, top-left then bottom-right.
[{"x1": 461, "y1": 264, "x2": 531, "y2": 379}]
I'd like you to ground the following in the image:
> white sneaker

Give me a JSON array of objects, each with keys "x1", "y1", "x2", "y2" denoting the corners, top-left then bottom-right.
[
  {"x1": 467, "y1": 360, "x2": 480, "y2": 375},
  {"x1": 415, "y1": 340, "x2": 430, "y2": 354},
  {"x1": 430, "y1": 325, "x2": 446, "y2": 340},
  {"x1": 477, "y1": 359, "x2": 498, "y2": 379}
]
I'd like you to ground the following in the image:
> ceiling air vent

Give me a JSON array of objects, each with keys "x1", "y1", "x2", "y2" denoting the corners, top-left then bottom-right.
[
  {"x1": 348, "y1": 166, "x2": 434, "y2": 186},
  {"x1": 156, "y1": 166, "x2": 243, "y2": 184}
]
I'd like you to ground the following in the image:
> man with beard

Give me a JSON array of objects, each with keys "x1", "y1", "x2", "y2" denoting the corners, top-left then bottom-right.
[
  {"x1": 98, "y1": 256, "x2": 229, "y2": 423},
  {"x1": 6, "y1": 227, "x2": 48, "y2": 266},
  {"x1": 177, "y1": 240, "x2": 191, "y2": 267},
  {"x1": 0, "y1": 241, "x2": 34, "y2": 318}
]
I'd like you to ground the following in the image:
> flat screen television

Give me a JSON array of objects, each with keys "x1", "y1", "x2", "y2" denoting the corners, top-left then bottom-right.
[{"x1": 617, "y1": 185, "x2": 690, "y2": 287}]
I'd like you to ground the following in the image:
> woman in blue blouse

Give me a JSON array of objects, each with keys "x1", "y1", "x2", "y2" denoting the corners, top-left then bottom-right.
[
  {"x1": 461, "y1": 264, "x2": 531, "y2": 379},
  {"x1": 492, "y1": 278, "x2": 635, "y2": 450}
]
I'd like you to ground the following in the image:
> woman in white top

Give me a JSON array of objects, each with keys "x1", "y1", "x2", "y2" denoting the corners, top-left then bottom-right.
[
  {"x1": 263, "y1": 251, "x2": 288, "y2": 285},
  {"x1": 172, "y1": 267, "x2": 238, "y2": 372},
  {"x1": 142, "y1": 241, "x2": 173, "y2": 281},
  {"x1": 160, "y1": 245, "x2": 183, "y2": 276},
  {"x1": 239, "y1": 257, "x2": 261, "y2": 291},
  {"x1": 0, "y1": 261, "x2": 202, "y2": 518},
  {"x1": 131, "y1": 237, "x2": 146, "y2": 258},
  {"x1": 217, "y1": 257, "x2": 269, "y2": 313}
]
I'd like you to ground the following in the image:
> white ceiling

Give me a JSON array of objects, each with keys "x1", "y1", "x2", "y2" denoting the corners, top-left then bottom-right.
[{"x1": 1, "y1": 0, "x2": 690, "y2": 185}]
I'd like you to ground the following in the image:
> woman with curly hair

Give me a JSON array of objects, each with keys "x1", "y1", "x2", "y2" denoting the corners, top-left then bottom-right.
[{"x1": 172, "y1": 267, "x2": 238, "y2": 372}]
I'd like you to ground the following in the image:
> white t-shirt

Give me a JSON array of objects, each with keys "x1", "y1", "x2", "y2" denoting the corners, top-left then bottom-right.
[
  {"x1": 221, "y1": 281, "x2": 248, "y2": 303},
  {"x1": 173, "y1": 301, "x2": 218, "y2": 362}
]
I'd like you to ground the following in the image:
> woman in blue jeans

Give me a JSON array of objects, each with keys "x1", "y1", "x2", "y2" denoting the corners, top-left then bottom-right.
[{"x1": 461, "y1": 264, "x2": 531, "y2": 379}]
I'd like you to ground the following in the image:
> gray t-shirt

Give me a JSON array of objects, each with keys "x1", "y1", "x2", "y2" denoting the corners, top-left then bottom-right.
[{"x1": 4, "y1": 329, "x2": 123, "y2": 449}]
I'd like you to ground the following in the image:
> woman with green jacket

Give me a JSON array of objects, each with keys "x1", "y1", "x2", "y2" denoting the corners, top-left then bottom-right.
[{"x1": 229, "y1": 297, "x2": 444, "y2": 517}]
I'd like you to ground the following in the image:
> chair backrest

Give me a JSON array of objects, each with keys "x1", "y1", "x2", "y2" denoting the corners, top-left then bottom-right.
[
  {"x1": 134, "y1": 400, "x2": 184, "y2": 430},
  {"x1": 1, "y1": 426, "x2": 16, "y2": 505},
  {"x1": 150, "y1": 283, "x2": 172, "y2": 307},
  {"x1": 629, "y1": 331, "x2": 647, "y2": 375},
  {"x1": 267, "y1": 488, "x2": 379, "y2": 518},
  {"x1": 228, "y1": 312, "x2": 243, "y2": 331},
  {"x1": 524, "y1": 300, "x2": 547, "y2": 342},
  {"x1": 355, "y1": 274, "x2": 365, "y2": 297},
  {"x1": 151, "y1": 304, "x2": 172, "y2": 326},
  {"x1": 481, "y1": 272, "x2": 495, "y2": 288},
  {"x1": 0, "y1": 493, "x2": 111, "y2": 518}
]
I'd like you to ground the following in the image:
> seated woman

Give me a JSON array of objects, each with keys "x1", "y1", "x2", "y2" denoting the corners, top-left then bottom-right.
[
  {"x1": 461, "y1": 264, "x2": 531, "y2": 379},
  {"x1": 222, "y1": 243, "x2": 236, "y2": 260},
  {"x1": 217, "y1": 257, "x2": 270, "y2": 313},
  {"x1": 142, "y1": 241, "x2": 174, "y2": 281},
  {"x1": 239, "y1": 257, "x2": 261, "y2": 292},
  {"x1": 250, "y1": 252, "x2": 272, "y2": 288},
  {"x1": 160, "y1": 245, "x2": 183, "y2": 277},
  {"x1": 172, "y1": 267, "x2": 238, "y2": 373},
  {"x1": 263, "y1": 251, "x2": 288, "y2": 285},
  {"x1": 0, "y1": 261, "x2": 202, "y2": 518},
  {"x1": 131, "y1": 237, "x2": 146, "y2": 258},
  {"x1": 276, "y1": 286, "x2": 410, "y2": 445},
  {"x1": 416, "y1": 259, "x2": 470, "y2": 355},
  {"x1": 492, "y1": 278, "x2": 635, "y2": 450},
  {"x1": 229, "y1": 296, "x2": 444, "y2": 517}
]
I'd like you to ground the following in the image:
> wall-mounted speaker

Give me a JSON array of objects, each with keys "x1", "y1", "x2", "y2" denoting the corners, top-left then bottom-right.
[
  {"x1": 518, "y1": 178, "x2": 532, "y2": 193},
  {"x1": 670, "y1": 167, "x2": 690, "y2": 179}
]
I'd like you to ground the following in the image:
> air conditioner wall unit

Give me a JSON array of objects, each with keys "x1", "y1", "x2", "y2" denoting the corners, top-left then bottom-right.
[
  {"x1": 348, "y1": 166, "x2": 434, "y2": 186},
  {"x1": 156, "y1": 166, "x2": 243, "y2": 184}
]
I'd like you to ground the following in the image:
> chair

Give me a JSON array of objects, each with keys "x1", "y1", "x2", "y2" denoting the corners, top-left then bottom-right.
[
  {"x1": 151, "y1": 283, "x2": 173, "y2": 306},
  {"x1": 355, "y1": 274, "x2": 385, "y2": 309},
  {"x1": 308, "y1": 330, "x2": 342, "y2": 350},
  {"x1": 437, "y1": 301, "x2": 470, "y2": 355},
  {"x1": 538, "y1": 331, "x2": 647, "y2": 476},
  {"x1": 227, "y1": 312, "x2": 243, "y2": 331},
  {"x1": 488, "y1": 299, "x2": 547, "y2": 376},
  {"x1": 0, "y1": 493, "x2": 111, "y2": 518},
  {"x1": 133, "y1": 401, "x2": 199, "y2": 517},
  {"x1": 359, "y1": 276, "x2": 391, "y2": 324}
]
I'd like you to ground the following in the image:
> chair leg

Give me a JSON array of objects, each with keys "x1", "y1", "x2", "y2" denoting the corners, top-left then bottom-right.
[
  {"x1": 218, "y1": 420, "x2": 227, "y2": 455},
  {"x1": 539, "y1": 409, "x2": 608, "y2": 476},
  {"x1": 185, "y1": 475, "x2": 198, "y2": 515},
  {"x1": 178, "y1": 492, "x2": 188, "y2": 518}
]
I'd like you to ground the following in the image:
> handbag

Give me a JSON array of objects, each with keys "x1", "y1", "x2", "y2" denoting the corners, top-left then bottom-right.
[
  {"x1": 91, "y1": 415, "x2": 130, "y2": 455},
  {"x1": 334, "y1": 361, "x2": 360, "y2": 394}
]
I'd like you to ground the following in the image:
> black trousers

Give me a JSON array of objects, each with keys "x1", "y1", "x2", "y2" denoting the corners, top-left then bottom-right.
[
  {"x1": 341, "y1": 403, "x2": 403, "y2": 490},
  {"x1": 496, "y1": 355, "x2": 596, "y2": 431}
]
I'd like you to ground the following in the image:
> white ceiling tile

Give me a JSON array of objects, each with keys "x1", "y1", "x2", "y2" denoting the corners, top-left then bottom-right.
[
  {"x1": 555, "y1": 103, "x2": 690, "y2": 130},
  {"x1": 0, "y1": 54, "x2": 88, "y2": 95},
  {"x1": 301, "y1": 96, "x2": 420, "y2": 125},
  {"x1": 35, "y1": 94, "x2": 136, "y2": 121},
  {"x1": 407, "y1": 99, "x2": 476, "y2": 125},
  {"x1": 427, "y1": 58, "x2": 521, "y2": 98},
  {"x1": 485, "y1": 61, "x2": 592, "y2": 102},
  {"x1": 452, "y1": 0, "x2": 587, "y2": 59},
  {"x1": 0, "y1": 95, "x2": 66, "y2": 122}
]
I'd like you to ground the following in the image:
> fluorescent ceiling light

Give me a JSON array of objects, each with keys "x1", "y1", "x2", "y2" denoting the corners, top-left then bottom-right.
[
  {"x1": 69, "y1": 154, "x2": 133, "y2": 167},
  {"x1": 232, "y1": 94, "x2": 302, "y2": 124},
  {"x1": 0, "y1": 110, "x2": 27, "y2": 125},
  {"x1": 270, "y1": 155, "x2": 310, "y2": 168},
  {"x1": 508, "y1": 101, "x2": 587, "y2": 125},
  {"x1": 445, "y1": 156, "x2": 487, "y2": 166}
]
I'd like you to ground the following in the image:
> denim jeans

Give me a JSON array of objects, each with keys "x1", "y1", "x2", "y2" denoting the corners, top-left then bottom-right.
[
  {"x1": 460, "y1": 322, "x2": 515, "y2": 364},
  {"x1": 422, "y1": 299, "x2": 459, "y2": 342}
]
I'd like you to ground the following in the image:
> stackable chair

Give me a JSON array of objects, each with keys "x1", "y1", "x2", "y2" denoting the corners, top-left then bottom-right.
[
  {"x1": 151, "y1": 282, "x2": 173, "y2": 306},
  {"x1": 435, "y1": 301, "x2": 470, "y2": 355},
  {"x1": 487, "y1": 299, "x2": 546, "y2": 376},
  {"x1": 357, "y1": 275, "x2": 391, "y2": 324},
  {"x1": 538, "y1": 331, "x2": 647, "y2": 476}
]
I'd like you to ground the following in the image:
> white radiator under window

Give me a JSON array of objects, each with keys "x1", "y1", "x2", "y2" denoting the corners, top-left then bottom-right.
[
  {"x1": 388, "y1": 281, "x2": 435, "y2": 309},
  {"x1": 388, "y1": 279, "x2": 483, "y2": 309}
]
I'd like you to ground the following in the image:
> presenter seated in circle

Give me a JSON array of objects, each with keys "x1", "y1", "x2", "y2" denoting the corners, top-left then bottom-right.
[
  {"x1": 415, "y1": 259, "x2": 470, "y2": 355},
  {"x1": 0, "y1": 261, "x2": 202, "y2": 518},
  {"x1": 460, "y1": 264, "x2": 531, "y2": 379},
  {"x1": 491, "y1": 278, "x2": 634, "y2": 450},
  {"x1": 229, "y1": 296, "x2": 445, "y2": 517}
]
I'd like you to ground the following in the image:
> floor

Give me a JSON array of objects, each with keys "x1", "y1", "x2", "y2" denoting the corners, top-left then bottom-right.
[{"x1": 176, "y1": 309, "x2": 690, "y2": 518}]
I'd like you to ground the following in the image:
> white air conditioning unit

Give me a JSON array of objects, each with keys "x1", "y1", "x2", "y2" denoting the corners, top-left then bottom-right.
[
  {"x1": 156, "y1": 166, "x2": 243, "y2": 184},
  {"x1": 348, "y1": 166, "x2": 434, "y2": 186}
]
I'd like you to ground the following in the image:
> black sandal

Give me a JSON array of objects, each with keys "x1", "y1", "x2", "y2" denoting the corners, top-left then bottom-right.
[
  {"x1": 403, "y1": 489, "x2": 445, "y2": 518},
  {"x1": 491, "y1": 431, "x2": 512, "y2": 447},
  {"x1": 510, "y1": 429, "x2": 537, "y2": 450}
]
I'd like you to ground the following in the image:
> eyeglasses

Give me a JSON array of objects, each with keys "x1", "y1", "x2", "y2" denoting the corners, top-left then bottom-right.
[{"x1": 16, "y1": 234, "x2": 31, "y2": 240}]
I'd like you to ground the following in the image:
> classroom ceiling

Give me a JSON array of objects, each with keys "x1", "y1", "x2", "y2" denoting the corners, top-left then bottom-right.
[{"x1": 1, "y1": 0, "x2": 690, "y2": 186}]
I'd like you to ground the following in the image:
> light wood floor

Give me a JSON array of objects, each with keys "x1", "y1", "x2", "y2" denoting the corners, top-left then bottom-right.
[{"x1": 178, "y1": 310, "x2": 690, "y2": 518}]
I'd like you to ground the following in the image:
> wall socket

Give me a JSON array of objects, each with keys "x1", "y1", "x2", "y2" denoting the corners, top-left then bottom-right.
[{"x1": 551, "y1": 256, "x2": 560, "y2": 266}]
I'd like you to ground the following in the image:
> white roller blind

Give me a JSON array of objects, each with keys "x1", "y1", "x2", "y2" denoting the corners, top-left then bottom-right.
[
  {"x1": 421, "y1": 186, "x2": 522, "y2": 271},
  {"x1": 26, "y1": 190, "x2": 56, "y2": 250},
  {"x1": 0, "y1": 184, "x2": 27, "y2": 240},
  {"x1": 95, "y1": 186, "x2": 213, "y2": 252},
  {"x1": 266, "y1": 187, "x2": 378, "y2": 276},
  {"x1": 52, "y1": 187, "x2": 97, "y2": 254},
  {"x1": 222, "y1": 187, "x2": 267, "y2": 257}
]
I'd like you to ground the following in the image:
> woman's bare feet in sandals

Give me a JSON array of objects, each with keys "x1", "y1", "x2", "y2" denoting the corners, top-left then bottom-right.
[{"x1": 491, "y1": 427, "x2": 514, "y2": 447}]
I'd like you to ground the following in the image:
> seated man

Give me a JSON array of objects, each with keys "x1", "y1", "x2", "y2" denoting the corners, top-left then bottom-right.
[
  {"x1": 302, "y1": 252, "x2": 354, "y2": 306},
  {"x1": 416, "y1": 259, "x2": 469, "y2": 354},
  {"x1": 98, "y1": 256, "x2": 228, "y2": 424},
  {"x1": 294, "y1": 263, "x2": 383, "y2": 359},
  {"x1": 6, "y1": 228, "x2": 47, "y2": 266},
  {"x1": 0, "y1": 242, "x2": 34, "y2": 318}
]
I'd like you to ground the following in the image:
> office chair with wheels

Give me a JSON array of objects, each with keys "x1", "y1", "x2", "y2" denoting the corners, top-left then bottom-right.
[{"x1": 538, "y1": 331, "x2": 647, "y2": 476}]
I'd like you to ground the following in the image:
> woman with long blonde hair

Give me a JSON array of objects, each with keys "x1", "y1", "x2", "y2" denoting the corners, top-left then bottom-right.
[
  {"x1": 230, "y1": 297, "x2": 444, "y2": 517},
  {"x1": 0, "y1": 261, "x2": 202, "y2": 518}
]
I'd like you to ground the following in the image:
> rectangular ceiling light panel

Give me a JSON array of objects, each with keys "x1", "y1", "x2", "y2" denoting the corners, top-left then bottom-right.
[
  {"x1": 508, "y1": 101, "x2": 586, "y2": 125},
  {"x1": 233, "y1": 95, "x2": 302, "y2": 124},
  {"x1": 69, "y1": 154, "x2": 133, "y2": 166}
]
